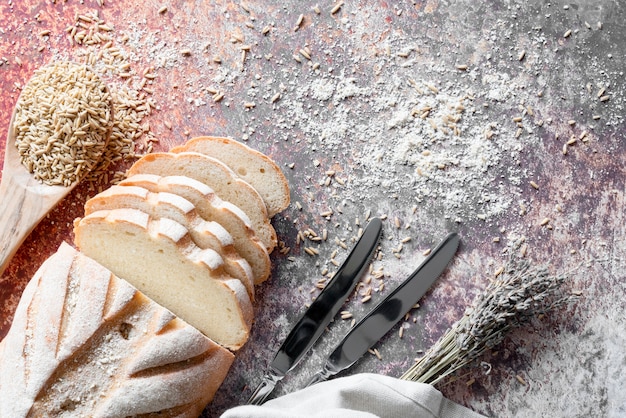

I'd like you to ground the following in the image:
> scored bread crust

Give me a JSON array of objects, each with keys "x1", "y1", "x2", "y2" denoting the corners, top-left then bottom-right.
[
  {"x1": 0, "y1": 242, "x2": 234, "y2": 418},
  {"x1": 73, "y1": 208, "x2": 253, "y2": 350},
  {"x1": 84, "y1": 185, "x2": 255, "y2": 299},
  {"x1": 171, "y1": 136, "x2": 290, "y2": 217},
  {"x1": 120, "y1": 174, "x2": 272, "y2": 284},
  {"x1": 127, "y1": 151, "x2": 277, "y2": 253}
]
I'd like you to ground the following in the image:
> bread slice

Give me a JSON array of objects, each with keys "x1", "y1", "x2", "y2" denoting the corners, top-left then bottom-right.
[
  {"x1": 73, "y1": 208, "x2": 253, "y2": 350},
  {"x1": 171, "y1": 136, "x2": 290, "y2": 217},
  {"x1": 127, "y1": 151, "x2": 277, "y2": 252},
  {"x1": 0, "y1": 242, "x2": 234, "y2": 418},
  {"x1": 120, "y1": 174, "x2": 271, "y2": 284},
  {"x1": 84, "y1": 185, "x2": 254, "y2": 299}
]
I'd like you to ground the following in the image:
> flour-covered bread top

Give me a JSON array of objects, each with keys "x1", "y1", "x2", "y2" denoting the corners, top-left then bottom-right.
[
  {"x1": 171, "y1": 136, "x2": 290, "y2": 217},
  {"x1": 127, "y1": 151, "x2": 277, "y2": 252},
  {"x1": 120, "y1": 174, "x2": 272, "y2": 284},
  {"x1": 84, "y1": 185, "x2": 254, "y2": 299},
  {"x1": 73, "y1": 208, "x2": 253, "y2": 349},
  {"x1": 0, "y1": 242, "x2": 234, "y2": 418}
]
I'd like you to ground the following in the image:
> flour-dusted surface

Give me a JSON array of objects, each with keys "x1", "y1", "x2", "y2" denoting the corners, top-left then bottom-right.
[{"x1": 1, "y1": 1, "x2": 626, "y2": 417}]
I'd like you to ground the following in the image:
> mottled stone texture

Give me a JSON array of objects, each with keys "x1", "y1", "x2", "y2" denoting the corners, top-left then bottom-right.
[{"x1": 1, "y1": 1, "x2": 625, "y2": 417}]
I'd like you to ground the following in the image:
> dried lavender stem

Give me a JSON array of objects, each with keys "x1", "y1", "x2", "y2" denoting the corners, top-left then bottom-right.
[{"x1": 401, "y1": 258, "x2": 578, "y2": 384}]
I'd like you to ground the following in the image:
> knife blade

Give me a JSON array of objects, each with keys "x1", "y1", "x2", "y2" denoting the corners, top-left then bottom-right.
[
  {"x1": 247, "y1": 216, "x2": 383, "y2": 405},
  {"x1": 305, "y1": 232, "x2": 459, "y2": 387}
]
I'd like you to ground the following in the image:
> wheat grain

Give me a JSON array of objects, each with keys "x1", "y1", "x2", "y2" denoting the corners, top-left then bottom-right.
[{"x1": 14, "y1": 61, "x2": 112, "y2": 186}]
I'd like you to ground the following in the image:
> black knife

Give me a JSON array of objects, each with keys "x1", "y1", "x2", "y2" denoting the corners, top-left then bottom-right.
[
  {"x1": 305, "y1": 232, "x2": 459, "y2": 386},
  {"x1": 247, "y1": 217, "x2": 383, "y2": 405}
]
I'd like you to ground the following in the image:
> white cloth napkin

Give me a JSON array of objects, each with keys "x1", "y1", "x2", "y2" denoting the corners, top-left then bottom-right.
[{"x1": 221, "y1": 373, "x2": 486, "y2": 418}]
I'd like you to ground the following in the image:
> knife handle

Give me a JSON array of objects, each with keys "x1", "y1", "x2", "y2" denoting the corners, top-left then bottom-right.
[
  {"x1": 304, "y1": 364, "x2": 335, "y2": 388},
  {"x1": 269, "y1": 217, "x2": 383, "y2": 374},
  {"x1": 247, "y1": 371, "x2": 283, "y2": 405}
]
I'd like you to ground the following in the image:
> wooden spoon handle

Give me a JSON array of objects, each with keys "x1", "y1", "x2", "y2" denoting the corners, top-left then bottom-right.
[{"x1": 0, "y1": 175, "x2": 64, "y2": 276}]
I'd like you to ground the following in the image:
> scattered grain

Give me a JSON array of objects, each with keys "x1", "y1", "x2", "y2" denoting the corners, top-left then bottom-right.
[
  {"x1": 426, "y1": 83, "x2": 439, "y2": 94},
  {"x1": 294, "y1": 14, "x2": 304, "y2": 31},
  {"x1": 299, "y1": 48, "x2": 311, "y2": 60},
  {"x1": 330, "y1": 1, "x2": 344, "y2": 15}
]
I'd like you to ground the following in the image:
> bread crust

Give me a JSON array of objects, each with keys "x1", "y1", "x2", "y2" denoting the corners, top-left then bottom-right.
[
  {"x1": 120, "y1": 174, "x2": 272, "y2": 284},
  {"x1": 0, "y1": 242, "x2": 234, "y2": 418},
  {"x1": 128, "y1": 151, "x2": 277, "y2": 252},
  {"x1": 73, "y1": 208, "x2": 253, "y2": 349},
  {"x1": 171, "y1": 136, "x2": 290, "y2": 217},
  {"x1": 84, "y1": 185, "x2": 255, "y2": 299}
]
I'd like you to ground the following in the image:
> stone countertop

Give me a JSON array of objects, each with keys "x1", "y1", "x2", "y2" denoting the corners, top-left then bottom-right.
[{"x1": 1, "y1": 1, "x2": 625, "y2": 417}]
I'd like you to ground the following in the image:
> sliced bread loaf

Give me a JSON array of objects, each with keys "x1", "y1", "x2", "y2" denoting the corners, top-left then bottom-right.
[
  {"x1": 0, "y1": 242, "x2": 234, "y2": 418},
  {"x1": 120, "y1": 174, "x2": 272, "y2": 284},
  {"x1": 84, "y1": 185, "x2": 254, "y2": 299},
  {"x1": 127, "y1": 151, "x2": 277, "y2": 252},
  {"x1": 171, "y1": 136, "x2": 290, "y2": 217},
  {"x1": 73, "y1": 208, "x2": 253, "y2": 350}
]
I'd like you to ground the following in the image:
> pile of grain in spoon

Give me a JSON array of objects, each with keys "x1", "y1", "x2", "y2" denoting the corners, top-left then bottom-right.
[{"x1": 13, "y1": 61, "x2": 112, "y2": 187}]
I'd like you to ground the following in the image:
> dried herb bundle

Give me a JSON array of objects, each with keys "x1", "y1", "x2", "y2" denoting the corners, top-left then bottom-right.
[{"x1": 401, "y1": 258, "x2": 578, "y2": 384}]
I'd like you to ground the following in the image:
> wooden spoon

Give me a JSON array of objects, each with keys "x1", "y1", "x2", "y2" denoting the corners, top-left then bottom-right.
[{"x1": 0, "y1": 68, "x2": 111, "y2": 276}]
